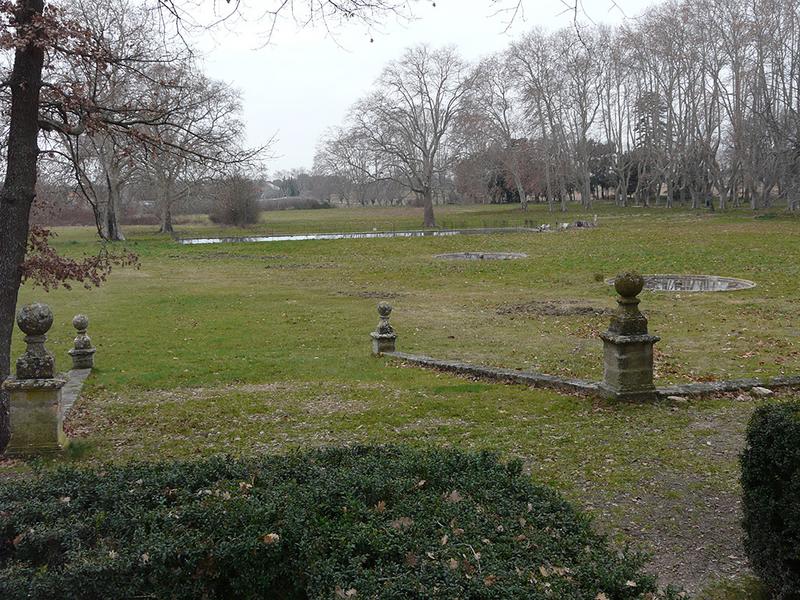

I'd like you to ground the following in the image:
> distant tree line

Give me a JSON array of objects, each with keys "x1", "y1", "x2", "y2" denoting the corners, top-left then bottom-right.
[{"x1": 315, "y1": 0, "x2": 800, "y2": 224}]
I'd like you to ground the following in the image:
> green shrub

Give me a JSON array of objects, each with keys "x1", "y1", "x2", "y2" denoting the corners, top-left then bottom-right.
[
  {"x1": 741, "y1": 402, "x2": 800, "y2": 599},
  {"x1": 1, "y1": 446, "x2": 666, "y2": 599}
]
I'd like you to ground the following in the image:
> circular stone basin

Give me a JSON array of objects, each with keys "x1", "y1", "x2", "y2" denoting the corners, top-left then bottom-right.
[
  {"x1": 434, "y1": 252, "x2": 528, "y2": 260},
  {"x1": 607, "y1": 274, "x2": 755, "y2": 293}
]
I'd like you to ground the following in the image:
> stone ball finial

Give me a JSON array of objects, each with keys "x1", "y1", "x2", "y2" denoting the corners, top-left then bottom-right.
[
  {"x1": 614, "y1": 272, "x2": 645, "y2": 298},
  {"x1": 72, "y1": 314, "x2": 89, "y2": 331},
  {"x1": 17, "y1": 303, "x2": 54, "y2": 337},
  {"x1": 377, "y1": 302, "x2": 393, "y2": 318}
]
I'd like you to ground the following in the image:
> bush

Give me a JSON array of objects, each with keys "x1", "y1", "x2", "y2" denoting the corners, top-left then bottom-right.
[
  {"x1": 741, "y1": 402, "x2": 800, "y2": 598},
  {"x1": 209, "y1": 175, "x2": 261, "y2": 226},
  {"x1": 1, "y1": 446, "x2": 667, "y2": 599}
]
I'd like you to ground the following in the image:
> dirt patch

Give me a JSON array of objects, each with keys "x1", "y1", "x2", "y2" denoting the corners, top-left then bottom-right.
[
  {"x1": 169, "y1": 253, "x2": 289, "y2": 261},
  {"x1": 398, "y1": 417, "x2": 472, "y2": 432},
  {"x1": 578, "y1": 401, "x2": 754, "y2": 595},
  {"x1": 264, "y1": 262, "x2": 339, "y2": 270},
  {"x1": 435, "y1": 252, "x2": 528, "y2": 260},
  {"x1": 497, "y1": 300, "x2": 612, "y2": 317},
  {"x1": 338, "y1": 290, "x2": 407, "y2": 299},
  {"x1": 301, "y1": 393, "x2": 370, "y2": 416}
]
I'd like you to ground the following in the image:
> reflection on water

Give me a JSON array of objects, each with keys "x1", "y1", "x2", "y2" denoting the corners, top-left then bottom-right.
[
  {"x1": 178, "y1": 227, "x2": 542, "y2": 245},
  {"x1": 604, "y1": 274, "x2": 756, "y2": 292}
]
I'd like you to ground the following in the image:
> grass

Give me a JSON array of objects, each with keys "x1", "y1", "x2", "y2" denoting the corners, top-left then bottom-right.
[{"x1": 7, "y1": 202, "x2": 800, "y2": 596}]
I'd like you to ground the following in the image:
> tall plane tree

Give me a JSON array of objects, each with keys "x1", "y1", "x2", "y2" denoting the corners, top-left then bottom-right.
[
  {"x1": 466, "y1": 53, "x2": 531, "y2": 210},
  {"x1": 348, "y1": 45, "x2": 474, "y2": 227}
]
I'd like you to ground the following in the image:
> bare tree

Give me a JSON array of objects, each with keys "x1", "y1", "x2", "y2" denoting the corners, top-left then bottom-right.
[
  {"x1": 509, "y1": 28, "x2": 570, "y2": 211},
  {"x1": 466, "y1": 53, "x2": 531, "y2": 209},
  {"x1": 345, "y1": 45, "x2": 475, "y2": 227},
  {"x1": 314, "y1": 128, "x2": 379, "y2": 206},
  {"x1": 47, "y1": 0, "x2": 185, "y2": 241},
  {"x1": 558, "y1": 28, "x2": 604, "y2": 208},
  {"x1": 132, "y1": 63, "x2": 262, "y2": 233}
]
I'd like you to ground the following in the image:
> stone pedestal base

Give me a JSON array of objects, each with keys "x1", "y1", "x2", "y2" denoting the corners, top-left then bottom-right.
[
  {"x1": 599, "y1": 332, "x2": 660, "y2": 402},
  {"x1": 69, "y1": 347, "x2": 96, "y2": 369},
  {"x1": 2, "y1": 377, "x2": 67, "y2": 456},
  {"x1": 371, "y1": 333, "x2": 397, "y2": 356}
]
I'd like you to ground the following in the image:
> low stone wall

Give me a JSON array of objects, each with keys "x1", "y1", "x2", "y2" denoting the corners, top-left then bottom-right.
[
  {"x1": 658, "y1": 376, "x2": 800, "y2": 397},
  {"x1": 385, "y1": 351, "x2": 800, "y2": 400},
  {"x1": 61, "y1": 368, "x2": 92, "y2": 418},
  {"x1": 385, "y1": 352, "x2": 600, "y2": 395},
  {"x1": 370, "y1": 272, "x2": 800, "y2": 402}
]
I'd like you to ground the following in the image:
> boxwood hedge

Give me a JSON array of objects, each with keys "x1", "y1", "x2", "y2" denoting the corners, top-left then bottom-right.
[
  {"x1": 1, "y1": 446, "x2": 668, "y2": 599},
  {"x1": 741, "y1": 402, "x2": 800, "y2": 599}
]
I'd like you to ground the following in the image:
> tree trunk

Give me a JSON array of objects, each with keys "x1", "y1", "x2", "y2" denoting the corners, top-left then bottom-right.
[
  {"x1": 511, "y1": 171, "x2": 527, "y2": 211},
  {"x1": 105, "y1": 164, "x2": 126, "y2": 241},
  {"x1": 422, "y1": 189, "x2": 436, "y2": 228},
  {"x1": 97, "y1": 194, "x2": 110, "y2": 240},
  {"x1": 559, "y1": 175, "x2": 568, "y2": 212},
  {"x1": 545, "y1": 161, "x2": 554, "y2": 212},
  {"x1": 160, "y1": 201, "x2": 174, "y2": 234},
  {"x1": 666, "y1": 177, "x2": 674, "y2": 208},
  {"x1": 582, "y1": 175, "x2": 591, "y2": 209},
  {"x1": 107, "y1": 179, "x2": 126, "y2": 241},
  {"x1": 0, "y1": 0, "x2": 46, "y2": 453}
]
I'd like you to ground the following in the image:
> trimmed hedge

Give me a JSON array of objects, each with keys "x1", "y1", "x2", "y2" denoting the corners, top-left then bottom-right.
[
  {"x1": 741, "y1": 402, "x2": 800, "y2": 599},
  {"x1": 2, "y1": 446, "x2": 666, "y2": 599}
]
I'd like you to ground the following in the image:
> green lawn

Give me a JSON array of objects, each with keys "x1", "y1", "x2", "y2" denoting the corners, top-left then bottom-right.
[{"x1": 7, "y1": 202, "x2": 797, "y2": 596}]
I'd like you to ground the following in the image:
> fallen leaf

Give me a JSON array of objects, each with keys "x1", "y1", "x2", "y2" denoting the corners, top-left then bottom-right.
[
  {"x1": 390, "y1": 517, "x2": 413, "y2": 531},
  {"x1": 261, "y1": 533, "x2": 280, "y2": 544},
  {"x1": 445, "y1": 490, "x2": 463, "y2": 503},
  {"x1": 539, "y1": 565, "x2": 550, "y2": 577}
]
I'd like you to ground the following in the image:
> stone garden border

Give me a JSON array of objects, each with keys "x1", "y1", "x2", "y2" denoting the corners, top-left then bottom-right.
[
  {"x1": 371, "y1": 272, "x2": 798, "y2": 402},
  {"x1": 385, "y1": 351, "x2": 800, "y2": 400}
]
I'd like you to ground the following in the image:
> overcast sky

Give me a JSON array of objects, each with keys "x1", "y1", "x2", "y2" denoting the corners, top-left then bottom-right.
[{"x1": 193, "y1": 0, "x2": 658, "y2": 175}]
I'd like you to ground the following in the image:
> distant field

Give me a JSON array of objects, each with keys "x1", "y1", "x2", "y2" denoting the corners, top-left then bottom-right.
[{"x1": 10, "y1": 202, "x2": 799, "y2": 597}]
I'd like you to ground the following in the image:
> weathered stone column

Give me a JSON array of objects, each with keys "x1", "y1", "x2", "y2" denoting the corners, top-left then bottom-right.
[
  {"x1": 371, "y1": 302, "x2": 397, "y2": 356},
  {"x1": 2, "y1": 303, "x2": 67, "y2": 456},
  {"x1": 599, "y1": 273, "x2": 660, "y2": 402},
  {"x1": 68, "y1": 314, "x2": 96, "y2": 369}
]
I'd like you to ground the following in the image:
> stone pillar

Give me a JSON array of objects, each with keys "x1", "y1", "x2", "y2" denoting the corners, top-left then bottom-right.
[
  {"x1": 599, "y1": 273, "x2": 660, "y2": 402},
  {"x1": 68, "y1": 314, "x2": 96, "y2": 369},
  {"x1": 2, "y1": 303, "x2": 67, "y2": 456},
  {"x1": 371, "y1": 302, "x2": 397, "y2": 356}
]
